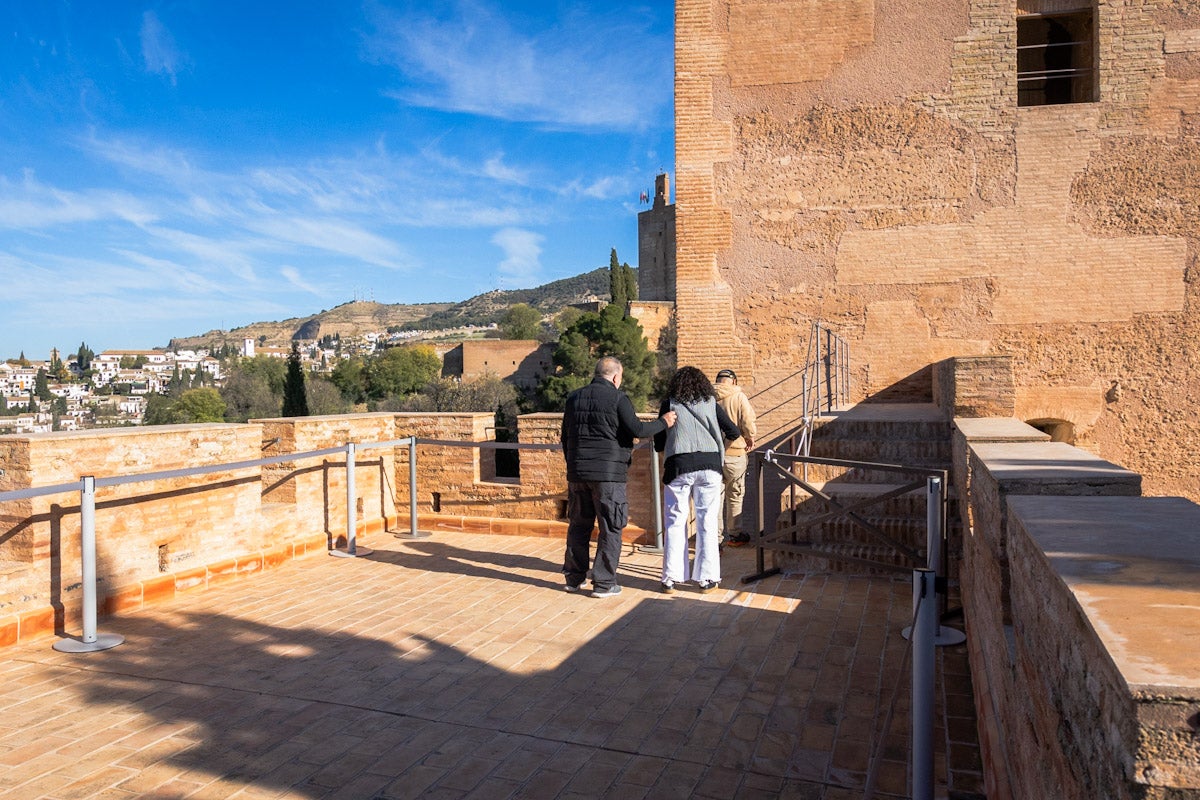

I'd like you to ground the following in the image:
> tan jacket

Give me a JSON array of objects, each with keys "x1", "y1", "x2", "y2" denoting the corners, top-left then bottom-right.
[{"x1": 713, "y1": 382, "x2": 757, "y2": 457}]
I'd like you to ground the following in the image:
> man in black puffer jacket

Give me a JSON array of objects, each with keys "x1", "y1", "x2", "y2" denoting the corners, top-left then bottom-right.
[{"x1": 561, "y1": 356, "x2": 676, "y2": 597}]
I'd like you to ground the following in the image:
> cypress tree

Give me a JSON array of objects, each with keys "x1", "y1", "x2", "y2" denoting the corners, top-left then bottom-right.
[
  {"x1": 282, "y1": 343, "x2": 309, "y2": 417},
  {"x1": 609, "y1": 248, "x2": 627, "y2": 309}
]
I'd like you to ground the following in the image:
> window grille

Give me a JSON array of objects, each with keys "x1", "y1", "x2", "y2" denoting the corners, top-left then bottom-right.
[{"x1": 1017, "y1": 10, "x2": 1097, "y2": 107}]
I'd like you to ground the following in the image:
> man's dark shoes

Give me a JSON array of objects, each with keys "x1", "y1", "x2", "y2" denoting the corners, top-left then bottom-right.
[{"x1": 592, "y1": 585, "x2": 622, "y2": 598}]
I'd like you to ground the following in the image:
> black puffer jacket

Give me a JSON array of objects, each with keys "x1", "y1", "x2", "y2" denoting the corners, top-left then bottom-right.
[{"x1": 561, "y1": 377, "x2": 667, "y2": 482}]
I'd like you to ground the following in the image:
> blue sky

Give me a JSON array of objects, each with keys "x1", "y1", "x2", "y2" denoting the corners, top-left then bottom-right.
[{"x1": 0, "y1": 1, "x2": 673, "y2": 359}]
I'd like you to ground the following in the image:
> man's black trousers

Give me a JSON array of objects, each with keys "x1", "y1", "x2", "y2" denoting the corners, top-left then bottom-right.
[{"x1": 563, "y1": 480, "x2": 628, "y2": 591}]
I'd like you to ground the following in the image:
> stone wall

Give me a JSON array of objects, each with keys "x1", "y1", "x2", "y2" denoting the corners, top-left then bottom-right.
[
  {"x1": 952, "y1": 420, "x2": 1199, "y2": 799},
  {"x1": 673, "y1": 0, "x2": 1200, "y2": 501}
]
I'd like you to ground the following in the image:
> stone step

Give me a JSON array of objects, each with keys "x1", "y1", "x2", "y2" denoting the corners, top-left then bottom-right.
[{"x1": 809, "y1": 437, "x2": 950, "y2": 463}]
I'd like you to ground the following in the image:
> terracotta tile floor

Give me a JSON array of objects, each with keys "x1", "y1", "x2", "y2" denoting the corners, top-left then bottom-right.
[{"x1": 0, "y1": 532, "x2": 984, "y2": 799}]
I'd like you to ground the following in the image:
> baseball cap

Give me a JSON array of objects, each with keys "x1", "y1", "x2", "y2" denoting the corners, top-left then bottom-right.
[{"x1": 715, "y1": 369, "x2": 736, "y2": 381}]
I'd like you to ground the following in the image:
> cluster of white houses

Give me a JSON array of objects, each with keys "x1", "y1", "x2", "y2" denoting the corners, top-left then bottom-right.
[
  {"x1": 0, "y1": 349, "x2": 227, "y2": 434},
  {"x1": 0, "y1": 333, "x2": 553, "y2": 435}
]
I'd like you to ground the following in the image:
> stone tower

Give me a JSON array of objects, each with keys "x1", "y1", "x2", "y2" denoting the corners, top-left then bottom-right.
[{"x1": 637, "y1": 172, "x2": 676, "y2": 302}]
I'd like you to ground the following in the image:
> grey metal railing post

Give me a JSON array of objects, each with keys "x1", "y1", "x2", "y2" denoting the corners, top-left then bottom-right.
[
  {"x1": 53, "y1": 476, "x2": 123, "y2": 653},
  {"x1": 926, "y1": 476, "x2": 941, "y2": 573},
  {"x1": 639, "y1": 447, "x2": 665, "y2": 554},
  {"x1": 346, "y1": 441, "x2": 357, "y2": 553},
  {"x1": 912, "y1": 568, "x2": 936, "y2": 800},
  {"x1": 331, "y1": 442, "x2": 373, "y2": 557},
  {"x1": 396, "y1": 435, "x2": 432, "y2": 539},
  {"x1": 755, "y1": 452, "x2": 766, "y2": 575}
]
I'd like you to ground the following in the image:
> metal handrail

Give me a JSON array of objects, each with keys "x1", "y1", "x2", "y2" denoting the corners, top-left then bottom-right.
[{"x1": 794, "y1": 321, "x2": 850, "y2": 477}]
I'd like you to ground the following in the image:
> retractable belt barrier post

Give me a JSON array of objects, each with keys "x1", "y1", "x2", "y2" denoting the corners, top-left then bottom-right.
[
  {"x1": 52, "y1": 476, "x2": 124, "y2": 654},
  {"x1": 397, "y1": 436, "x2": 432, "y2": 539},
  {"x1": 330, "y1": 442, "x2": 373, "y2": 558},
  {"x1": 911, "y1": 568, "x2": 937, "y2": 800},
  {"x1": 638, "y1": 446, "x2": 665, "y2": 554},
  {"x1": 922, "y1": 476, "x2": 964, "y2": 645}
]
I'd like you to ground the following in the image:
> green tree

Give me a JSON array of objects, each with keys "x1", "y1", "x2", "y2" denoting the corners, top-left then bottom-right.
[
  {"x1": 143, "y1": 393, "x2": 178, "y2": 425},
  {"x1": 538, "y1": 304, "x2": 656, "y2": 411},
  {"x1": 609, "y1": 248, "x2": 627, "y2": 308},
  {"x1": 551, "y1": 307, "x2": 584, "y2": 338},
  {"x1": 220, "y1": 370, "x2": 280, "y2": 422},
  {"x1": 239, "y1": 355, "x2": 287, "y2": 394},
  {"x1": 76, "y1": 342, "x2": 94, "y2": 371},
  {"x1": 174, "y1": 388, "x2": 226, "y2": 423},
  {"x1": 365, "y1": 346, "x2": 440, "y2": 400},
  {"x1": 499, "y1": 303, "x2": 542, "y2": 340},
  {"x1": 330, "y1": 357, "x2": 367, "y2": 404},
  {"x1": 622, "y1": 261, "x2": 638, "y2": 303},
  {"x1": 34, "y1": 368, "x2": 53, "y2": 401},
  {"x1": 305, "y1": 377, "x2": 351, "y2": 416},
  {"x1": 167, "y1": 364, "x2": 184, "y2": 397},
  {"x1": 282, "y1": 343, "x2": 309, "y2": 417}
]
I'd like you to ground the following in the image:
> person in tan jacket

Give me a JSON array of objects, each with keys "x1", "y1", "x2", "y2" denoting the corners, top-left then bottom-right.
[{"x1": 713, "y1": 369, "x2": 757, "y2": 546}]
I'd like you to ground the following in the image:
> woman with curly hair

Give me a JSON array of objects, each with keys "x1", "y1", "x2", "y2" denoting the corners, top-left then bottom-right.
[{"x1": 654, "y1": 366, "x2": 742, "y2": 593}]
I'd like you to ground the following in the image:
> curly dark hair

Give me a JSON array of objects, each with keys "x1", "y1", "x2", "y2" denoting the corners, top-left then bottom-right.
[{"x1": 666, "y1": 366, "x2": 714, "y2": 405}]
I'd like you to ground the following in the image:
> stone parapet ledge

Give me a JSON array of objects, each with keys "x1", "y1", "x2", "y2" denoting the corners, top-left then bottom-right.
[
  {"x1": 953, "y1": 417, "x2": 1051, "y2": 443},
  {"x1": 1005, "y1": 495, "x2": 1200, "y2": 798},
  {"x1": 961, "y1": 439, "x2": 1143, "y2": 800},
  {"x1": 950, "y1": 418, "x2": 1050, "y2": 537}
]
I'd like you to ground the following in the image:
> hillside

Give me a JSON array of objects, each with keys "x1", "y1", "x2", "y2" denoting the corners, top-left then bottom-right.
[
  {"x1": 402, "y1": 267, "x2": 611, "y2": 331},
  {"x1": 168, "y1": 301, "x2": 453, "y2": 351},
  {"x1": 167, "y1": 267, "x2": 619, "y2": 350}
]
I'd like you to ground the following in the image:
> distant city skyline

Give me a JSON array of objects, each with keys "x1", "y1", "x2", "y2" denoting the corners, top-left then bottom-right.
[{"x1": 1, "y1": 1, "x2": 673, "y2": 357}]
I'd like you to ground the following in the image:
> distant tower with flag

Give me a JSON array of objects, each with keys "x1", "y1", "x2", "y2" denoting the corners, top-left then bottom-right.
[{"x1": 636, "y1": 172, "x2": 675, "y2": 302}]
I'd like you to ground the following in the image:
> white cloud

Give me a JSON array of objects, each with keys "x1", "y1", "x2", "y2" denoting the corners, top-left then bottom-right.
[
  {"x1": 140, "y1": 11, "x2": 187, "y2": 85},
  {"x1": 491, "y1": 227, "x2": 543, "y2": 288},
  {"x1": 245, "y1": 216, "x2": 412, "y2": 270},
  {"x1": 280, "y1": 266, "x2": 323, "y2": 296},
  {"x1": 0, "y1": 173, "x2": 158, "y2": 228},
  {"x1": 365, "y1": 1, "x2": 671, "y2": 130},
  {"x1": 482, "y1": 154, "x2": 529, "y2": 185}
]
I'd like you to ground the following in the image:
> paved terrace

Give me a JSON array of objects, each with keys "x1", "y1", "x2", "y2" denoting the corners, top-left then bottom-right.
[{"x1": 0, "y1": 532, "x2": 983, "y2": 800}]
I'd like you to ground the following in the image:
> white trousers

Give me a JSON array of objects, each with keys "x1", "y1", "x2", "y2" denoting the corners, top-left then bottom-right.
[{"x1": 662, "y1": 469, "x2": 723, "y2": 585}]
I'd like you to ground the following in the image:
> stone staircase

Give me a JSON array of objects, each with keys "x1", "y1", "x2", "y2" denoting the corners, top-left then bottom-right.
[{"x1": 764, "y1": 403, "x2": 958, "y2": 576}]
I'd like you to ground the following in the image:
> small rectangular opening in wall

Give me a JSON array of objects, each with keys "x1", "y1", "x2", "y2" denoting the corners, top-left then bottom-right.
[
  {"x1": 158, "y1": 543, "x2": 170, "y2": 573},
  {"x1": 431, "y1": 492, "x2": 441, "y2": 513},
  {"x1": 557, "y1": 499, "x2": 568, "y2": 520},
  {"x1": 1017, "y1": 9, "x2": 1097, "y2": 107}
]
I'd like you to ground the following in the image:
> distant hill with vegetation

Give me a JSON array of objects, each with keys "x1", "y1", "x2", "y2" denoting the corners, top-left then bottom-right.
[
  {"x1": 167, "y1": 266, "x2": 619, "y2": 350},
  {"x1": 402, "y1": 267, "x2": 611, "y2": 331}
]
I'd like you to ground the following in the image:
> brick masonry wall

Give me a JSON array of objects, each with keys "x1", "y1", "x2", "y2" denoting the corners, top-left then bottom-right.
[
  {"x1": 259, "y1": 412, "x2": 398, "y2": 546},
  {"x1": 949, "y1": 434, "x2": 1200, "y2": 798},
  {"x1": 1005, "y1": 495, "x2": 1200, "y2": 799},
  {"x1": 0, "y1": 424, "x2": 275, "y2": 645},
  {"x1": 674, "y1": 0, "x2": 1200, "y2": 501},
  {"x1": 934, "y1": 356, "x2": 1017, "y2": 418}
]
